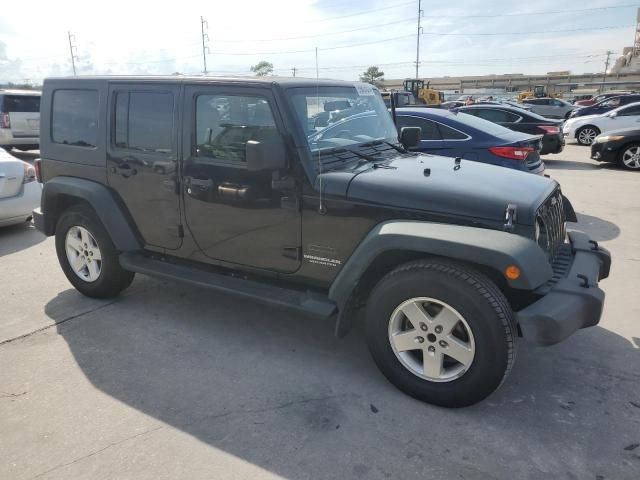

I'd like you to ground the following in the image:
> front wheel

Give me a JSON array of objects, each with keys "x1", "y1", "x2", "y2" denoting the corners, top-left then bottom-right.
[
  {"x1": 618, "y1": 143, "x2": 640, "y2": 170},
  {"x1": 55, "y1": 204, "x2": 135, "y2": 299},
  {"x1": 365, "y1": 260, "x2": 516, "y2": 408},
  {"x1": 576, "y1": 125, "x2": 600, "y2": 145}
]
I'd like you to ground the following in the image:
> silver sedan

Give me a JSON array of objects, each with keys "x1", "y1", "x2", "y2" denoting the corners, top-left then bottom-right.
[{"x1": 0, "y1": 149, "x2": 42, "y2": 227}]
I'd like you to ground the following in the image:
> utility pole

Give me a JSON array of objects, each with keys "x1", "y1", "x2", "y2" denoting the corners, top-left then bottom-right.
[
  {"x1": 602, "y1": 50, "x2": 613, "y2": 91},
  {"x1": 67, "y1": 31, "x2": 78, "y2": 76},
  {"x1": 201, "y1": 16, "x2": 210, "y2": 75},
  {"x1": 415, "y1": 0, "x2": 423, "y2": 79},
  {"x1": 291, "y1": 66, "x2": 297, "y2": 77}
]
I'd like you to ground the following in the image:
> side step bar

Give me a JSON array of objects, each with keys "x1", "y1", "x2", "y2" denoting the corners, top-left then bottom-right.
[{"x1": 119, "y1": 252, "x2": 337, "y2": 319}]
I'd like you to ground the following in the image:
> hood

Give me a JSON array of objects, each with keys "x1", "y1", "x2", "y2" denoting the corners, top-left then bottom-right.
[{"x1": 320, "y1": 153, "x2": 557, "y2": 226}]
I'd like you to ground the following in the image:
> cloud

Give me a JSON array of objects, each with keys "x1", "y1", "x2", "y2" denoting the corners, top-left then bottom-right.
[{"x1": 0, "y1": 0, "x2": 635, "y2": 83}]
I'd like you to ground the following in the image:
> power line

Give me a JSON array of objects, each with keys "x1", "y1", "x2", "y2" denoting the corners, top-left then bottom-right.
[
  {"x1": 210, "y1": 34, "x2": 415, "y2": 56},
  {"x1": 296, "y1": 0, "x2": 415, "y2": 24},
  {"x1": 421, "y1": 25, "x2": 634, "y2": 36},
  {"x1": 213, "y1": 16, "x2": 415, "y2": 42},
  {"x1": 422, "y1": 3, "x2": 638, "y2": 18}
]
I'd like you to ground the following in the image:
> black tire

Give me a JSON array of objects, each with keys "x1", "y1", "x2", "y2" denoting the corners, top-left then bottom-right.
[
  {"x1": 576, "y1": 125, "x2": 600, "y2": 146},
  {"x1": 55, "y1": 204, "x2": 134, "y2": 299},
  {"x1": 365, "y1": 260, "x2": 516, "y2": 408},
  {"x1": 617, "y1": 143, "x2": 640, "y2": 171}
]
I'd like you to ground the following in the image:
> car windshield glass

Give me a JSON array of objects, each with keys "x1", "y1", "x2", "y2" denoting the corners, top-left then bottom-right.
[
  {"x1": 454, "y1": 111, "x2": 519, "y2": 135},
  {"x1": 287, "y1": 85, "x2": 398, "y2": 153}
]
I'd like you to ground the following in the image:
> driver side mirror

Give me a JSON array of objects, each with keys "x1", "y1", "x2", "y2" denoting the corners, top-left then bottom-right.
[
  {"x1": 246, "y1": 136, "x2": 287, "y2": 171},
  {"x1": 399, "y1": 126, "x2": 421, "y2": 148}
]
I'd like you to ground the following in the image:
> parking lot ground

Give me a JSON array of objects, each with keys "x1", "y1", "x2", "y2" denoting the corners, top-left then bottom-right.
[{"x1": 1, "y1": 144, "x2": 639, "y2": 480}]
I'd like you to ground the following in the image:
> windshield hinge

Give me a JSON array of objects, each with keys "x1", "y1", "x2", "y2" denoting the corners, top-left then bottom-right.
[{"x1": 504, "y1": 204, "x2": 517, "y2": 232}]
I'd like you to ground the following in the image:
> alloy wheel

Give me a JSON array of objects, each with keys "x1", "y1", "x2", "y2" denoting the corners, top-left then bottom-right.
[
  {"x1": 388, "y1": 297, "x2": 476, "y2": 382},
  {"x1": 65, "y1": 226, "x2": 103, "y2": 282},
  {"x1": 621, "y1": 146, "x2": 640, "y2": 169},
  {"x1": 578, "y1": 128, "x2": 598, "y2": 145}
]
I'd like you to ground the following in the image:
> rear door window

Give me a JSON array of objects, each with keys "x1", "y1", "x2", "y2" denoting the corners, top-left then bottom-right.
[
  {"x1": 51, "y1": 90, "x2": 99, "y2": 148},
  {"x1": 2, "y1": 95, "x2": 40, "y2": 112}
]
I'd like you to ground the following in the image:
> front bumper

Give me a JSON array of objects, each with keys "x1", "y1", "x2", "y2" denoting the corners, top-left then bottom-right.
[
  {"x1": 590, "y1": 140, "x2": 619, "y2": 163},
  {"x1": 515, "y1": 231, "x2": 611, "y2": 346}
]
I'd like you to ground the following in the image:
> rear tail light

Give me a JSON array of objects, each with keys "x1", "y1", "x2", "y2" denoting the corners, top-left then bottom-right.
[
  {"x1": 22, "y1": 162, "x2": 36, "y2": 184},
  {"x1": 538, "y1": 125, "x2": 560, "y2": 134},
  {"x1": 34, "y1": 158, "x2": 42, "y2": 183},
  {"x1": 489, "y1": 146, "x2": 534, "y2": 161},
  {"x1": 0, "y1": 112, "x2": 10, "y2": 129}
]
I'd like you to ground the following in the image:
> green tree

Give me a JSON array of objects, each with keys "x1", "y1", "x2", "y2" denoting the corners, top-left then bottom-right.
[
  {"x1": 359, "y1": 66, "x2": 385, "y2": 87},
  {"x1": 250, "y1": 61, "x2": 274, "y2": 77}
]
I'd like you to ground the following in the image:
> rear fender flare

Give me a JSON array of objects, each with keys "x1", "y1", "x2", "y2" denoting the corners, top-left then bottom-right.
[{"x1": 40, "y1": 176, "x2": 142, "y2": 252}]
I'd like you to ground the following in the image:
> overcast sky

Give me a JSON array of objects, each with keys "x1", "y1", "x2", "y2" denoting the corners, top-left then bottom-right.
[{"x1": 0, "y1": 0, "x2": 636, "y2": 84}]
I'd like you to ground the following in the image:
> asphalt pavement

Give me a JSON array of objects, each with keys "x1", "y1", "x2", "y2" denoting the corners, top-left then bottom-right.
[{"x1": 1, "y1": 145, "x2": 639, "y2": 480}]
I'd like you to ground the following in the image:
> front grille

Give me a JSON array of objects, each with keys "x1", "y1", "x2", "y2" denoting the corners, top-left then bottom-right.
[
  {"x1": 536, "y1": 243, "x2": 572, "y2": 294},
  {"x1": 536, "y1": 189, "x2": 567, "y2": 261}
]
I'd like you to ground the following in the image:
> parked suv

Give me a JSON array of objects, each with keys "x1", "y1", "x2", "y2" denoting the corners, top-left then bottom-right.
[
  {"x1": 521, "y1": 97, "x2": 575, "y2": 119},
  {"x1": 34, "y1": 76, "x2": 611, "y2": 407},
  {"x1": 0, "y1": 89, "x2": 41, "y2": 151}
]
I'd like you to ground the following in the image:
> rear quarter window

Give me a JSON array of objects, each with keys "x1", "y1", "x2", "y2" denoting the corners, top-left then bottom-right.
[{"x1": 51, "y1": 90, "x2": 99, "y2": 148}]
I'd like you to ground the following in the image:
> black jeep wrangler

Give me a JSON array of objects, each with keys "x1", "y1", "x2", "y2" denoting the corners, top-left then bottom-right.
[{"x1": 34, "y1": 76, "x2": 611, "y2": 407}]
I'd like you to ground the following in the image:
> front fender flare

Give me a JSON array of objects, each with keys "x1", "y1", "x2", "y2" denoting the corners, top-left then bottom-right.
[{"x1": 329, "y1": 221, "x2": 552, "y2": 330}]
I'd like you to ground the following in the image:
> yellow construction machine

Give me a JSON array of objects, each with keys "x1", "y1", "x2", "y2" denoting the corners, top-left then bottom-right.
[
  {"x1": 518, "y1": 85, "x2": 562, "y2": 101},
  {"x1": 403, "y1": 79, "x2": 445, "y2": 106}
]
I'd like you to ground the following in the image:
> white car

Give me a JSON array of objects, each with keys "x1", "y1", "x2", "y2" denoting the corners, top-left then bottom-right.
[
  {"x1": 563, "y1": 101, "x2": 640, "y2": 145},
  {"x1": 0, "y1": 149, "x2": 42, "y2": 227},
  {"x1": 0, "y1": 89, "x2": 41, "y2": 152}
]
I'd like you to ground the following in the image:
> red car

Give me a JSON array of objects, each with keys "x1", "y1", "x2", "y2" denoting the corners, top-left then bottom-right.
[{"x1": 574, "y1": 91, "x2": 633, "y2": 107}]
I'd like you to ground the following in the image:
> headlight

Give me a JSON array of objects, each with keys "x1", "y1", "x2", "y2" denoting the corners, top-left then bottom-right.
[{"x1": 594, "y1": 135, "x2": 624, "y2": 143}]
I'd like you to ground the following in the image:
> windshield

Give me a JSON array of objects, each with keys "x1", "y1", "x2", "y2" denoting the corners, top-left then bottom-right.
[{"x1": 287, "y1": 85, "x2": 398, "y2": 152}]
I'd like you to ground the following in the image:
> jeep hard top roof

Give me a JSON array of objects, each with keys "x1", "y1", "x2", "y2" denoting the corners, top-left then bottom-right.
[{"x1": 43, "y1": 75, "x2": 362, "y2": 90}]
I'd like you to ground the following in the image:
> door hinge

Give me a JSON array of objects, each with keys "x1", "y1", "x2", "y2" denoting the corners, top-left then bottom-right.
[{"x1": 283, "y1": 246, "x2": 302, "y2": 261}]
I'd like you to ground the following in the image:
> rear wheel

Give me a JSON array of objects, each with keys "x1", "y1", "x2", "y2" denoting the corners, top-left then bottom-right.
[
  {"x1": 55, "y1": 204, "x2": 134, "y2": 298},
  {"x1": 576, "y1": 125, "x2": 600, "y2": 145},
  {"x1": 618, "y1": 143, "x2": 640, "y2": 170},
  {"x1": 365, "y1": 260, "x2": 516, "y2": 408}
]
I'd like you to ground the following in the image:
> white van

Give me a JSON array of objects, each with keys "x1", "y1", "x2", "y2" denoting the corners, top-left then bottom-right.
[{"x1": 0, "y1": 89, "x2": 41, "y2": 151}]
